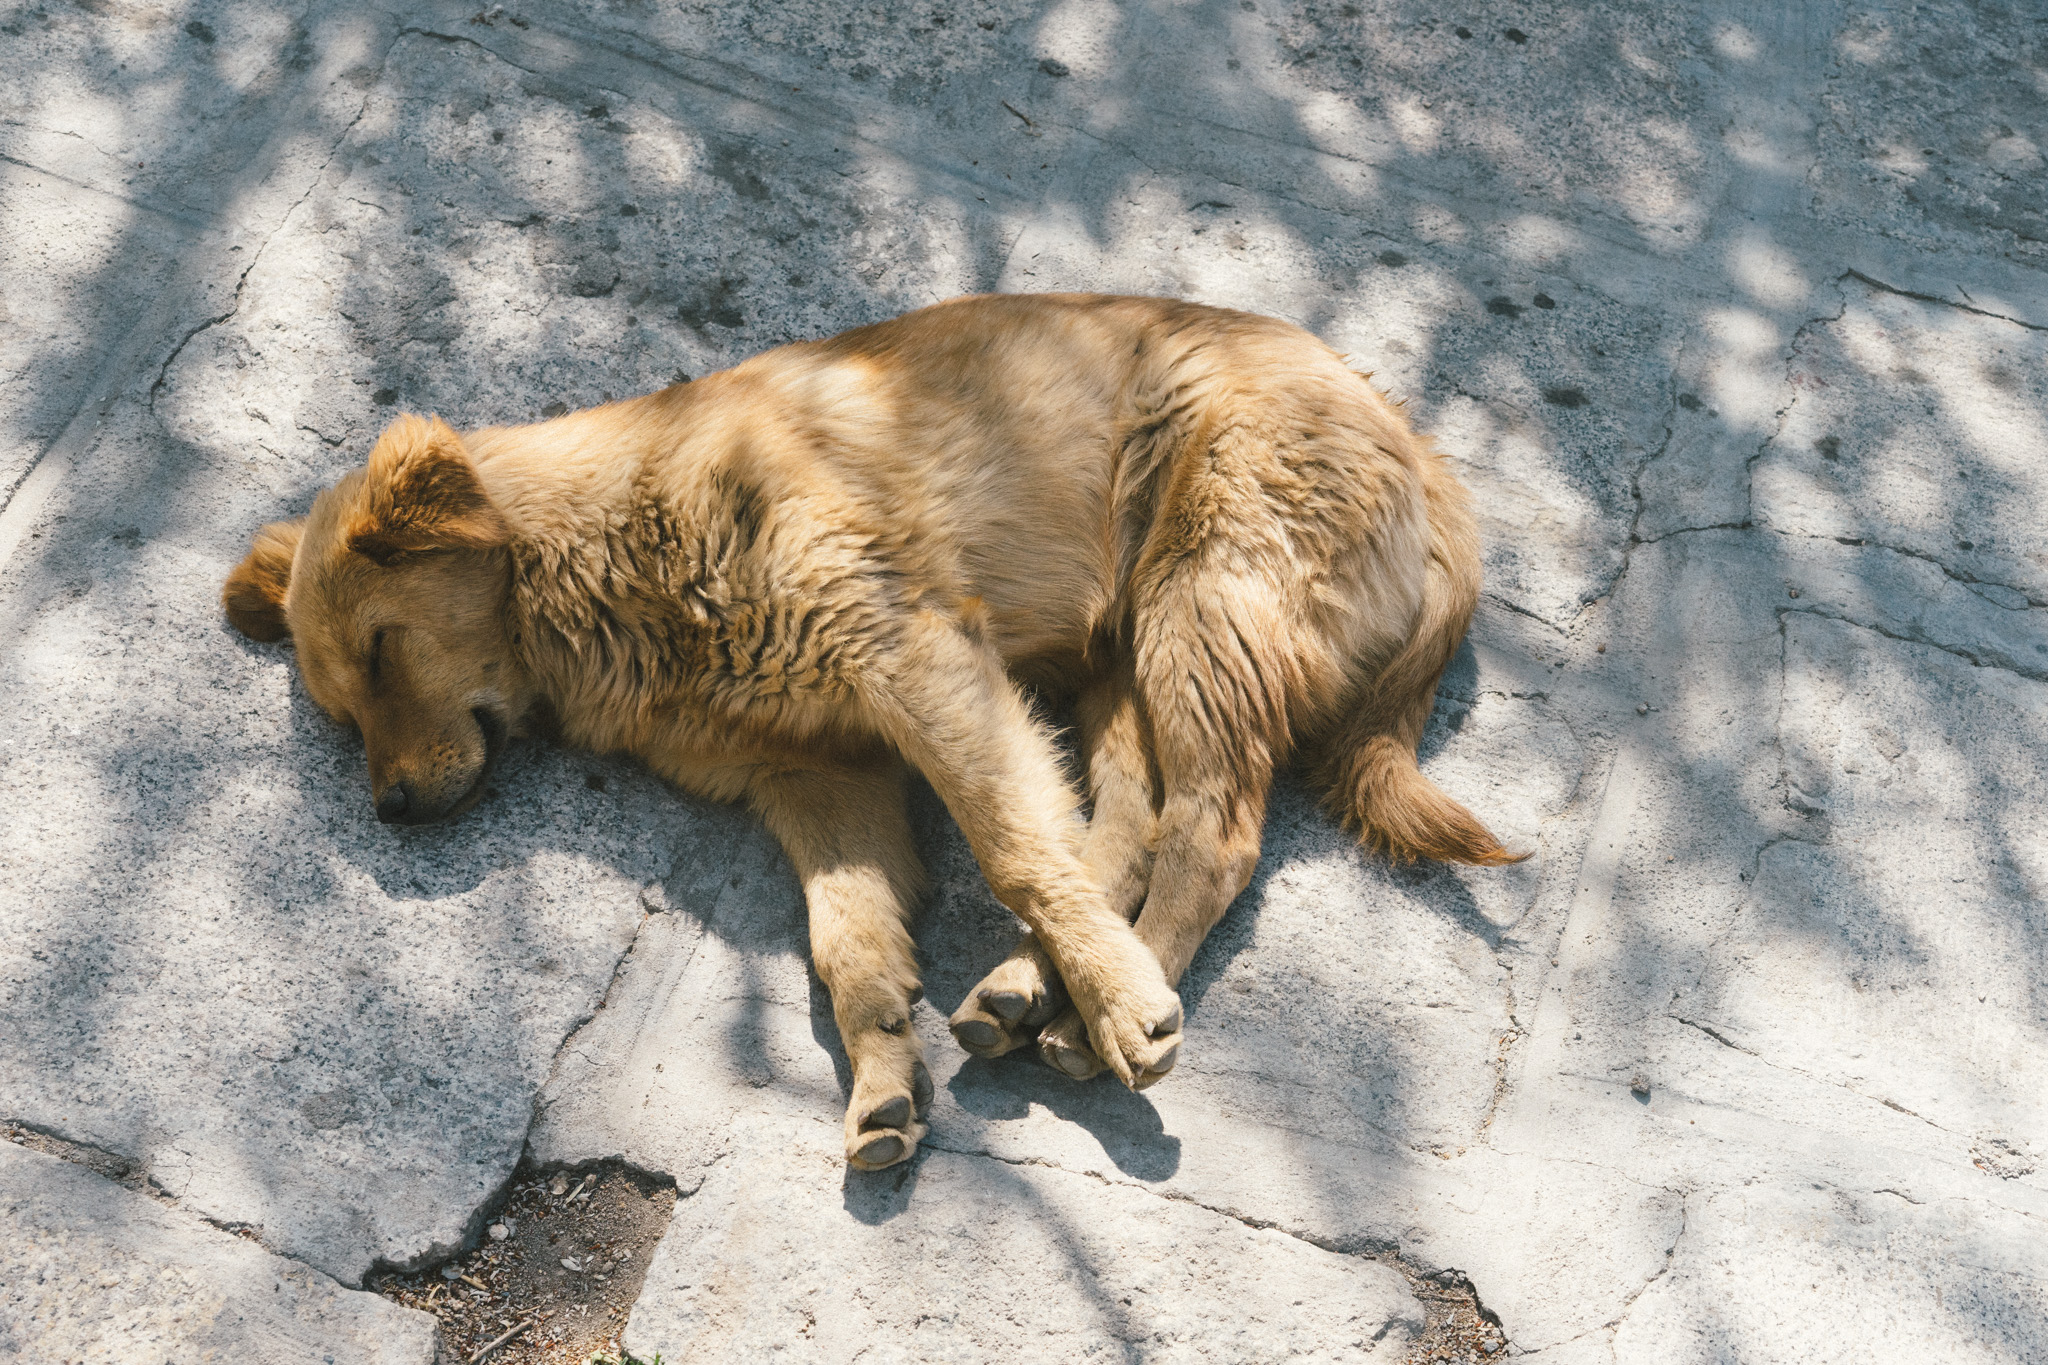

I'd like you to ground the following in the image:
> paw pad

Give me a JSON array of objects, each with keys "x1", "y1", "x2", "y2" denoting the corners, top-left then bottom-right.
[
  {"x1": 1045, "y1": 1039, "x2": 1098, "y2": 1079},
  {"x1": 1133, "y1": 1042, "x2": 1179, "y2": 1089},
  {"x1": 860, "y1": 1094, "x2": 912, "y2": 1131},
  {"x1": 952, "y1": 1018, "x2": 1004, "y2": 1054},
  {"x1": 852, "y1": 1132, "x2": 905, "y2": 1167},
  {"x1": 983, "y1": 989, "x2": 1030, "y2": 1024}
]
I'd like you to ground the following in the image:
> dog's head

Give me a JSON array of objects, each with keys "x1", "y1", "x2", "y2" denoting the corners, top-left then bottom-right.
[{"x1": 223, "y1": 414, "x2": 533, "y2": 825}]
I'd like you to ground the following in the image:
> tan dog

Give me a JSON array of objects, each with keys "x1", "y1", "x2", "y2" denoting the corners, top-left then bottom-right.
[{"x1": 223, "y1": 293, "x2": 1518, "y2": 1171}]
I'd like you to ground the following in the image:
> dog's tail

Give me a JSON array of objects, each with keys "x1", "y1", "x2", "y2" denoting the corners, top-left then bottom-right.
[{"x1": 1313, "y1": 453, "x2": 1524, "y2": 867}]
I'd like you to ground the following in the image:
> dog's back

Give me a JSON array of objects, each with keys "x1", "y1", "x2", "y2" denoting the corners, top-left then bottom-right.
[
  {"x1": 732, "y1": 293, "x2": 1512, "y2": 865},
  {"x1": 463, "y1": 293, "x2": 1510, "y2": 865}
]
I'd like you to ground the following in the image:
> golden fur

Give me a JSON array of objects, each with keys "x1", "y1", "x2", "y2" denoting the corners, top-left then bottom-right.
[{"x1": 224, "y1": 293, "x2": 1518, "y2": 1171}]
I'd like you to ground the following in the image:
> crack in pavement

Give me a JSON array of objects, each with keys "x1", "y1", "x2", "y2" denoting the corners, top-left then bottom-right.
[
  {"x1": 1609, "y1": 521, "x2": 2046, "y2": 679},
  {"x1": 1844, "y1": 267, "x2": 2048, "y2": 334},
  {"x1": 1632, "y1": 518, "x2": 2046, "y2": 610},
  {"x1": 1, "y1": 1121, "x2": 366, "y2": 1286},
  {"x1": 0, "y1": 20, "x2": 404, "y2": 583},
  {"x1": 1481, "y1": 588, "x2": 1571, "y2": 637},
  {"x1": 1475, "y1": 1017, "x2": 1527, "y2": 1140},
  {"x1": 1600, "y1": 1189, "x2": 1688, "y2": 1337},
  {"x1": 1668, "y1": 1002, "x2": 1978, "y2": 1145},
  {"x1": 1780, "y1": 603, "x2": 2045, "y2": 682},
  {"x1": 147, "y1": 33, "x2": 397, "y2": 415},
  {"x1": 1589, "y1": 358, "x2": 1686, "y2": 612},
  {"x1": 921, "y1": 1133, "x2": 1417, "y2": 1263},
  {"x1": 1772, "y1": 608, "x2": 1807, "y2": 823},
  {"x1": 1671, "y1": 1014, "x2": 1752, "y2": 1055},
  {"x1": 1504, "y1": 1188, "x2": 1689, "y2": 1359},
  {"x1": 1580, "y1": 276, "x2": 1849, "y2": 623},
  {"x1": 0, "y1": 150, "x2": 211, "y2": 228}
]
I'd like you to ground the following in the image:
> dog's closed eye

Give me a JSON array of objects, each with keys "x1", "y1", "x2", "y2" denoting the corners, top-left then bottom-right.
[{"x1": 368, "y1": 628, "x2": 385, "y2": 686}]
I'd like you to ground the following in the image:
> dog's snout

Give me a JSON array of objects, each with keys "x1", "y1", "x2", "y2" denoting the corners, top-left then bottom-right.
[{"x1": 375, "y1": 782, "x2": 412, "y2": 824}]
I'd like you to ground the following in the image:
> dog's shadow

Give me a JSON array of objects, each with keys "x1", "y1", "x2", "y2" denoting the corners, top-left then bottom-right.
[{"x1": 942, "y1": 1054, "x2": 1185, "y2": 1179}]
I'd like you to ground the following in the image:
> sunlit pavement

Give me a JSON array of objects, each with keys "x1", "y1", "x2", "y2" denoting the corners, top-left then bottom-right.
[{"x1": 2, "y1": 3, "x2": 2043, "y2": 1361}]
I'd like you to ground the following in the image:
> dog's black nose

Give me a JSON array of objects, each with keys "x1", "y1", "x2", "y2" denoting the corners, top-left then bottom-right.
[{"x1": 375, "y1": 783, "x2": 411, "y2": 824}]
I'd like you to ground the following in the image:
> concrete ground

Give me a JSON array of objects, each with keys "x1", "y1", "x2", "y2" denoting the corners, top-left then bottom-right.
[{"x1": 1, "y1": 1, "x2": 2043, "y2": 1361}]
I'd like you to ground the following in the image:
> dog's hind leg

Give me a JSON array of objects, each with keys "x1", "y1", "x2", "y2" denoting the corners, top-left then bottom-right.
[
  {"x1": 1035, "y1": 579, "x2": 1282, "y2": 1085},
  {"x1": 868, "y1": 612, "x2": 1183, "y2": 1088},
  {"x1": 950, "y1": 663, "x2": 1159, "y2": 1061},
  {"x1": 1035, "y1": 767, "x2": 1270, "y2": 1085},
  {"x1": 750, "y1": 760, "x2": 932, "y2": 1171}
]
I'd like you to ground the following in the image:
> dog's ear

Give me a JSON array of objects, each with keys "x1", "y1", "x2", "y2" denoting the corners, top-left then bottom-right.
[
  {"x1": 346, "y1": 414, "x2": 510, "y2": 565},
  {"x1": 223, "y1": 519, "x2": 305, "y2": 642}
]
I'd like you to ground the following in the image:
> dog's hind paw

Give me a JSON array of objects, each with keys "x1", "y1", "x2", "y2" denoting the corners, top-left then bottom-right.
[
  {"x1": 949, "y1": 950, "x2": 1068, "y2": 1058},
  {"x1": 1037, "y1": 1004, "x2": 1180, "y2": 1088},
  {"x1": 1037, "y1": 1008, "x2": 1105, "y2": 1080}
]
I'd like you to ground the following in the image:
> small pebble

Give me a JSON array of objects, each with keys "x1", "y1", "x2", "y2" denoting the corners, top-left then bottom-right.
[
  {"x1": 1636, "y1": 703, "x2": 1649, "y2": 715},
  {"x1": 1630, "y1": 1074, "x2": 1651, "y2": 1097},
  {"x1": 562, "y1": 1257, "x2": 583, "y2": 1272},
  {"x1": 439, "y1": 1265, "x2": 462, "y2": 1280},
  {"x1": 1788, "y1": 587, "x2": 1800, "y2": 598},
  {"x1": 549, "y1": 1175, "x2": 568, "y2": 1196},
  {"x1": 488, "y1": 1223, "x2": 510, "y2": 1241}
]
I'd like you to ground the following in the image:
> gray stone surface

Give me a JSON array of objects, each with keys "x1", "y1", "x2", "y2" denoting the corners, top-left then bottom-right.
[
  {"x1": 3, "y1": 0, "x2": 2045, "y2": 1360},
  {"x1": 0, "y1": 1140, "x2": 437, "y2": 1363},
  {"x1": 0, "y1": 523, "x2": 673, "y2": 1283},
  {"x1": 625, "y1": 1112, "x2": 1424, "y2": 1363}
]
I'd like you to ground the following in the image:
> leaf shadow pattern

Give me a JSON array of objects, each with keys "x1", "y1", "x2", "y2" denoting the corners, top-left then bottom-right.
[{"x1": 1, "y1": 0, "x2": 2045, "y2": 1356}]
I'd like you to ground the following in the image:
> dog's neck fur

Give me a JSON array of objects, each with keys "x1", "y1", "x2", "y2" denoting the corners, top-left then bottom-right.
[{"x1": 465, "y1": 388, "x2": 689, "y2": 540}]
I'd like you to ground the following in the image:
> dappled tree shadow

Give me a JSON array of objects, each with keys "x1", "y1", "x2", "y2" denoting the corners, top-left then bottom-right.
[{"x1": 1, "y1": 0, "x2": 2044, "y2": 1354}]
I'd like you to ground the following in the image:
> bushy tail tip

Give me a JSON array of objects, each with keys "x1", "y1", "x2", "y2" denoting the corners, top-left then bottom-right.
[{"x1": 1322, "y1": 735, "x2": 1527, "y2": 867}]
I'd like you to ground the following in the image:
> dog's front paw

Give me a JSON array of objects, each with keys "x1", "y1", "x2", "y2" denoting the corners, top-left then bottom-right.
[
  {"x1": 949, "y1": 944, "x2": 1068, "y2": 1059},
  {"x1": 845, "y1": 1058, "x2": 933, "y2": 1171}
]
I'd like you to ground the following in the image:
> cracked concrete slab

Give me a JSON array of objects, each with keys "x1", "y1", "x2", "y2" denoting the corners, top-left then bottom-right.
[
  {"x1": 1614, "y1": 1181, "x2": 2048, "y2": 1364},
  {"x1": 528, "y1": 742, "x2": 1674, "y2": 1354},
  {"x1": 1755, "y1": 278, "x2": 2048, "y2": 606},
  {"x1": 3, "y1": 0, "x2": 2045, "y2": 1360},
  {"x1": 624, "y1": 1112, "x2": 1425, "y2": 1363},
  {"x1": 1706, "y1": 612, "x2": 2048, "y2": 1144},
  {"x1": 0, "y1": 1139, "x2": 437, "y2": 1363}
]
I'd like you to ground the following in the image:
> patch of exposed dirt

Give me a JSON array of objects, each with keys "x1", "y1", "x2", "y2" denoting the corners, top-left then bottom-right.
[
  {"x1": 372, "y1": 1162, "x2": 675, "y2": 1365},
  {"x1": 1398, "y1": 1264, "x2": 1508, "y2": 1363}
]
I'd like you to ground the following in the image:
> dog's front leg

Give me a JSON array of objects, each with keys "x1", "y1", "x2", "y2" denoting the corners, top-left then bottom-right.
[
  {"x1": 749, "y1": 760, "x2": 932, "y2": 1170},
  {"x1": 865, "y1": 612, "x2": 1183, "y2": 1089},
  {"x1": 952, "y1": 665, "x2": 1158, "y2": 1073}
]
